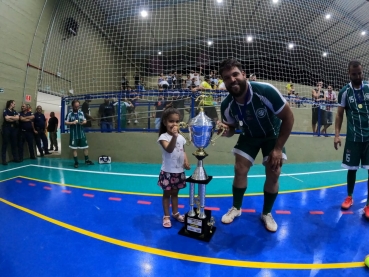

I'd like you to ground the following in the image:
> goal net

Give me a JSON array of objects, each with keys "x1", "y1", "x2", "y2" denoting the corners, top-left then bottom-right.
[{"x1": 38, "y1": 0, "x2": 368, "y2": 134}]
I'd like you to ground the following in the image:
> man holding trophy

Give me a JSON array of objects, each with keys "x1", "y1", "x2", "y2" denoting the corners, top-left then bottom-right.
[{"x1": 217, "y1": 58, "x2": 294, "y2": 232}]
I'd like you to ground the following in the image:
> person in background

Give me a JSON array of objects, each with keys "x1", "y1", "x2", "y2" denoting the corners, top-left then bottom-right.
[
  {"x1": 82, "y1": 98, "x2": 94, "y2": 129},
  {"x1": 18, "y1": 103, "x2": 36, "y2": 161},
  {"x1": 47, "y1": 112, "x2": 59, "y2": 151},
  {"x1": 33, "y1": 105, "x2": 51, "y2": 156},
  {"x1": 98, "y1": 99, "x2": 115, "y2": 132},
  {"x1": 2, "y1": 100, "x2": 20, "y2": 165}
]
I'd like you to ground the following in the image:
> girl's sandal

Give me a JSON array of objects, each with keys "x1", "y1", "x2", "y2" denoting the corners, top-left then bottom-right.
[
  {"x1": 172, "y1": 212, "x2": 185, "y2": 222},
  {"x1": 163, "y1": 216, "x2": 171, "y2": 228}
]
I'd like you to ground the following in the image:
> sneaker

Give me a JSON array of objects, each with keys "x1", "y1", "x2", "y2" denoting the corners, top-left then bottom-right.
[
  {"x1": 2, "y1": 161, "x2": 8, "y2": 166},
  {"x1": 85, "y1": 160, "x2": 94, "y2": 165},
  {"x1": 221, "y1": 207, "x2": 241, "y2": 224},
  {"x1": 261, "y1": 213, "x2": 278, "y2": 232},
  {"x1": 341, "y1": 196, "x2": 353, "y2": 209},
  {"x1": 74, "y1": 163, "x2": 79, "y2": 168},
  {"x1": 134, "y1": 120, "x2": 138, "y2": 124},
  {"x1": 364, "y1": 205, "x2": 369, "y2": 219},
  {"x1": 127, "y1": 120, "x2": 131, "y2": 124}
]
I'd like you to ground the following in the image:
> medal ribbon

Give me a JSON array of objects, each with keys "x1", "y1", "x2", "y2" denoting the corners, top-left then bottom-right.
[
  {"x1": 353, "y1": 84, "x2": 364, "y2": 104},
  {"x1": 234, "y1": 85, "x2": 251, "y2": 126}
]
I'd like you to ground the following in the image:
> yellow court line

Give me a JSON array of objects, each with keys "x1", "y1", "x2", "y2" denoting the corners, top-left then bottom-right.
[
  {"x1": 17, "y1": 175, "x2": 366, "y2": 198},
  {"x1": 0, "y1": 176, "x2": 20, "y2": 183},
  {"x1": 0, "y1": 197, "x2": 364, "y2": 270}
]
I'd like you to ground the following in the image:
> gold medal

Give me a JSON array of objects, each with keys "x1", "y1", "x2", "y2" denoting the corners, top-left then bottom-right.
[{"x1": 358, "y1": 104, "x2": 363, "y2": 109}]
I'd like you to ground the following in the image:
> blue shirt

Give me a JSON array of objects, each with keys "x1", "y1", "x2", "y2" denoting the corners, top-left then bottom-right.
[
  {"x1": 34, "y1": 112, "x2": 46, "y2": 130},
  {"x1": 19, "y1": 111, "x2": 34, "y2": 131},
  {"x1": 2, "y1": 109, "x2": 18, "y2": 127}
]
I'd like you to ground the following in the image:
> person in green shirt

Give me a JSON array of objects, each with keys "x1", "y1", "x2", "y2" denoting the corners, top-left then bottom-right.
[
  {"x1": 217, "y1": 58, "x2": 294, "y2": 232},
  {"x1": 65, "y1": 100, "x2": 94, "y2": 168},
  {"x1": 334, "y1": 60, "x2": 369, "y2": 219}
]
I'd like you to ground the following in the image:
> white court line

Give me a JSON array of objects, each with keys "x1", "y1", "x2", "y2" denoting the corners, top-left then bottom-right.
[
  {"x1": 28, "y1": 164, "x2": 347, "y2": 179},
  {"x1": 281, "y1": 172, "x2": 304, "y2": 182},
  {"x1": 0, "y1": 165, "x2": 31, "y2": 174}
]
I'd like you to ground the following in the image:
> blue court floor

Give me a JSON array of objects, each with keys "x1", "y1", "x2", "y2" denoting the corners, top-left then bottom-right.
[{"x1": 0, "y1": 159, "x2": 369, "y2": 277}]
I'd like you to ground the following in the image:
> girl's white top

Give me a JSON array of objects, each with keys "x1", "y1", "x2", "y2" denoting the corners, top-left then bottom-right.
[{"x1": 157, "y1": 133, "x2": 186, "y2": 173}]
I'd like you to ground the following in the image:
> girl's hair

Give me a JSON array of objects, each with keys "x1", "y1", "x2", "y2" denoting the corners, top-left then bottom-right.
[
  {"x1": 6, "y1": 100, "x2": 15, "y2": 109},
  {"x1": 158, "y1": 107, "x2": 180, "y2": 136}
]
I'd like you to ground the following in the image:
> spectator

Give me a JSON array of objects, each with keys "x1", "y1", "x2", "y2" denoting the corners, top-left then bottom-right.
[
  {"x1": 113, "y1": 98, "x2": 131, "y2": 130},
  {"x1": 47, "y1": 112, "x2": 59, "y2": 151},
  {"x1": 19, "y1": 103, "x2": 36, "y2": 161},
  {"x1": 172, "y1": 96, "x2": 185, "y2": 122},
  {"x1": 2, "y1": 100, "x2": 20, "y2": 165},
  {"x1": 198, "y1": 75, "x2": 218, "y2": 122},
  {"x1": 286, "y1": 80, "x2": 293, "y2": 94},
  {"x1": 159, "y1": 77, "x2": 169, "y2": 90},
  {"x1": 133, "y1": 72, "x2": 141, "y2": 90},
  {"x1": 98, "y1": 99, "x2": 115, "y2": 132},
  {"x1": 121, "y1": 73, "x2": 129, "y2": 90},
  {"x1": 311, "y1": 81, "x2": 326, "y2": 135},
  {"x1": 81, "y1": 99, "x2": 94, "y2": 129},
  {"x1": 152, "y1": 95, "x2": 172, "y2": 129},
  {"x1": 322, "y1": 85, "x2": 337, "y2": 135},
  {"x1": 127, "y1": 92, "x2": 140, "y2": 124},
  {"x1": 33, "y1": 105, "x2": 51, "y2": 156}
]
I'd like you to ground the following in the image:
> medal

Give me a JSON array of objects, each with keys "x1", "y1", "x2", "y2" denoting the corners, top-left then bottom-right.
[
  {"x1": 239, "y1": 121, "x2": 243, "y2": 126},
  {"x1": 358, "y1": 104, "x2": 363, "y2": 109}
]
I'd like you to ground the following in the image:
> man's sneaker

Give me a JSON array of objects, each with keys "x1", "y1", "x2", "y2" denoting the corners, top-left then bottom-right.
[
  {"x1": 221, "y1": 207, "x2": 241, "y2": 224},
  {"x1": 74, "y1": 163, "x2": 79, "y2": 168},
  {"x1": 364, "y1": 205, "x2": 369, "y2": 219},
  {"x1": 261, "y1": 213, "x2": 278, "y2": 232},
  {"x1": 134, "y1": 120, "x2": 138, "y2": 124},
  {"x1": 85, "y1": 160, "x2": 94, "y2": 165},
  {"x1": 127, "y1": 120, "x2": 131, "y2": 124},
  {"x1": 341, "y1": 196, "x2": 353, "y2": 209}
]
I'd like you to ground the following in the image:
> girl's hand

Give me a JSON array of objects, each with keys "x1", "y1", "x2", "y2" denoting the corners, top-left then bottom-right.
[
  {"x1": 184, "y1": 161, "x2": 190, "y2": 170},
  {"x1": 172, "y1": 126, "x2": 179, "y2": 137}
]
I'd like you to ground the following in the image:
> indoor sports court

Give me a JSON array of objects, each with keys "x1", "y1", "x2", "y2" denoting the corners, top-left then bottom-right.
[{"x1": 1, "y1": 0, "x2": 369, "y2": 276}]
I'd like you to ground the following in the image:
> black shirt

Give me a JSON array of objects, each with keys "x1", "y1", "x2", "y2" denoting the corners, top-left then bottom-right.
[
  {"x1": 47, "y1": 117, "x2": 59, "y2": 132},
  {"x1": 2, "y1": 109, "x2": 18, "y2": 127},
  {"x1": 19, "y1": 111, "x2": 34, "y2": 131},
  {"x1": 82, "y1": 101, "x2": 90, "y2": 116},
  {"x1": 99, "y1": 103, "x2": 115, "y2": 122},
  {"x1": 34, "y1": 112, "x2": 46, "y2": 130}
]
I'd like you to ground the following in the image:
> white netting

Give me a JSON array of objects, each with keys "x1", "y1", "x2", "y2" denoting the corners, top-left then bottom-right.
[{"x1": 37, "y1": 0, "x2": 369, "y2": 133}]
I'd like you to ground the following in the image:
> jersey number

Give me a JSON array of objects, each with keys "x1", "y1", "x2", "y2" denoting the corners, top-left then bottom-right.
[{"x1": 345, "y1": 153, "x2": 350, "y2": 163}]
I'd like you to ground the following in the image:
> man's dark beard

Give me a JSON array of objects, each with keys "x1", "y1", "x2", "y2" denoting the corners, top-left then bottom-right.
[
  {"x1": 351, "y1": 79, "x2": 362, "y2": 87},
  {"x1": 227, "y1": 79, "x2": 247, "y2": 98}
]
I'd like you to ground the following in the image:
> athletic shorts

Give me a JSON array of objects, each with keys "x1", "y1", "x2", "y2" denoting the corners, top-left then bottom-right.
[
  {"x1": 69, "y1": 137, "x2": 89, "y2": 149},
  {"x1": 312, "y1": 107, "x2": 319, "y2": 125},
  {"x1": 342, "y1": 140, "x2": 369, "y2": 170},
  {"x1": 232, "y1": 135, "x2": 287, "y2": 165}
]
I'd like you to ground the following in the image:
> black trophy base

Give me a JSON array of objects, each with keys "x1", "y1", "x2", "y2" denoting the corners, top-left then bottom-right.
[{"x1": 178, "y1": 208, "x2": 216, "y2": 242}]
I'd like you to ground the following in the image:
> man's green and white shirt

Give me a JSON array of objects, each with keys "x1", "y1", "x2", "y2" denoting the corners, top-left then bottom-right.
[
  {"x1": 221, "y1": 81, "x2": 286, "y2": 138},
  {"x1": 66, "y1": 110, "x2": 86, "y2": 140},
  {"x1": 338, "y1": 81, "x2": 369, "y2": 142}
]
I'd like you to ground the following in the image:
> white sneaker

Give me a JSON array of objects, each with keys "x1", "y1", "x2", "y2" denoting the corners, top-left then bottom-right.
[
  {"x1": 221, "y1": 207, "x2": 241, "y2": 224},
  {"x1": 127, "y1": 120, "x2": 131, "y2": 124},
  {"x1": 261, "y1": 213, "x2": 278, "y2": 232},
  {"x1": 134, "y1": 120, "x2": 138, "y2": 124}
]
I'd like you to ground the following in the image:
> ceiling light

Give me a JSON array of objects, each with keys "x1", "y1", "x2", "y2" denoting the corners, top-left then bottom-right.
[
  {"x1": 246, "y1": 36, "x2": 253, "y2": 42},
  {"x1": 207, "y1": 40, "x2": 213, "y2": 46},
  {"x1": 158, "y1": 51, "x2": 162, "y2": 55},
  {"x1": 288, "y1": 43, "x2": 294, "y2": 49},
  {"x1": 361, "y1": 31, "x2": 367, "y2": 36},
  {"x1": 140, "y1": 10, "x2": 148, "y2": 18},
  {"x1": 216, "y1": 0, "x2": 223, "y2": 3},
  {"x1": 272, "y1": 0, "x2": 279, "y2": 3},
  {"x1": 325, "y1": 14, "x2": 331, "y2": 20},
  {"x1": 322, "y1": 52, "x2": 328, "y2": 57}
]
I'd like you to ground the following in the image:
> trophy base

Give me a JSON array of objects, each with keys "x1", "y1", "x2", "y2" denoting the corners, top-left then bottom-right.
[{"x1": 178, "y1": 209, "x2": 216, "y2": 242}]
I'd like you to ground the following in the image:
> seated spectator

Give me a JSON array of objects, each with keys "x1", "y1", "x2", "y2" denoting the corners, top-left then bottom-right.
[{"x1": 159, "y1": 78, "x2": 169, "y2": 90}]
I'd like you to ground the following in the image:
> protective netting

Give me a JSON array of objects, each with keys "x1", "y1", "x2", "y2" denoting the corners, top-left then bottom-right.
[{"x1": 39, "y1": 0, "x2": 369, "y2": 134}]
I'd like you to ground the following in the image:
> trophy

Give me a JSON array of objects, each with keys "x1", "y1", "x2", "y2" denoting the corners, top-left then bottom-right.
[{"x1": 178, "y1": 103, "x2": 224, "y2": 242}]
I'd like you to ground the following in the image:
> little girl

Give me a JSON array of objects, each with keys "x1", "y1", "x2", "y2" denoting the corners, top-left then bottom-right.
[{"x1": 157, "y1": 107, "x2": 190, "y2": 228}]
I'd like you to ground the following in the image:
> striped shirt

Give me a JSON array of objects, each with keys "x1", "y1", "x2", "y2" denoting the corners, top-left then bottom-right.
[
  {"x1": 338, "y1": 81, "x2": 369, "y2": 142},
  {"x1": 66, "y1": 110, "x2": 86, "y2": 140},
  {"x1": 221, "y1": 81, "x2": 286, "y2": 138}
]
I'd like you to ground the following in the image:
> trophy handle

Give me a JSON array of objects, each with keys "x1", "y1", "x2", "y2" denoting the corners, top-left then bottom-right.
[
  {"x1": 179, "y1": 122, "x2": 191, "y2": 145},
  {"x1": 210, "y1": 122, "x2": 225, "y2": 146}
]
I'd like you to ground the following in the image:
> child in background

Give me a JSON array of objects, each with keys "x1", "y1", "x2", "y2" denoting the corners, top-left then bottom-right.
[{"x1": 157, "y1": 108, "x2": 190, "y2": 228}]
